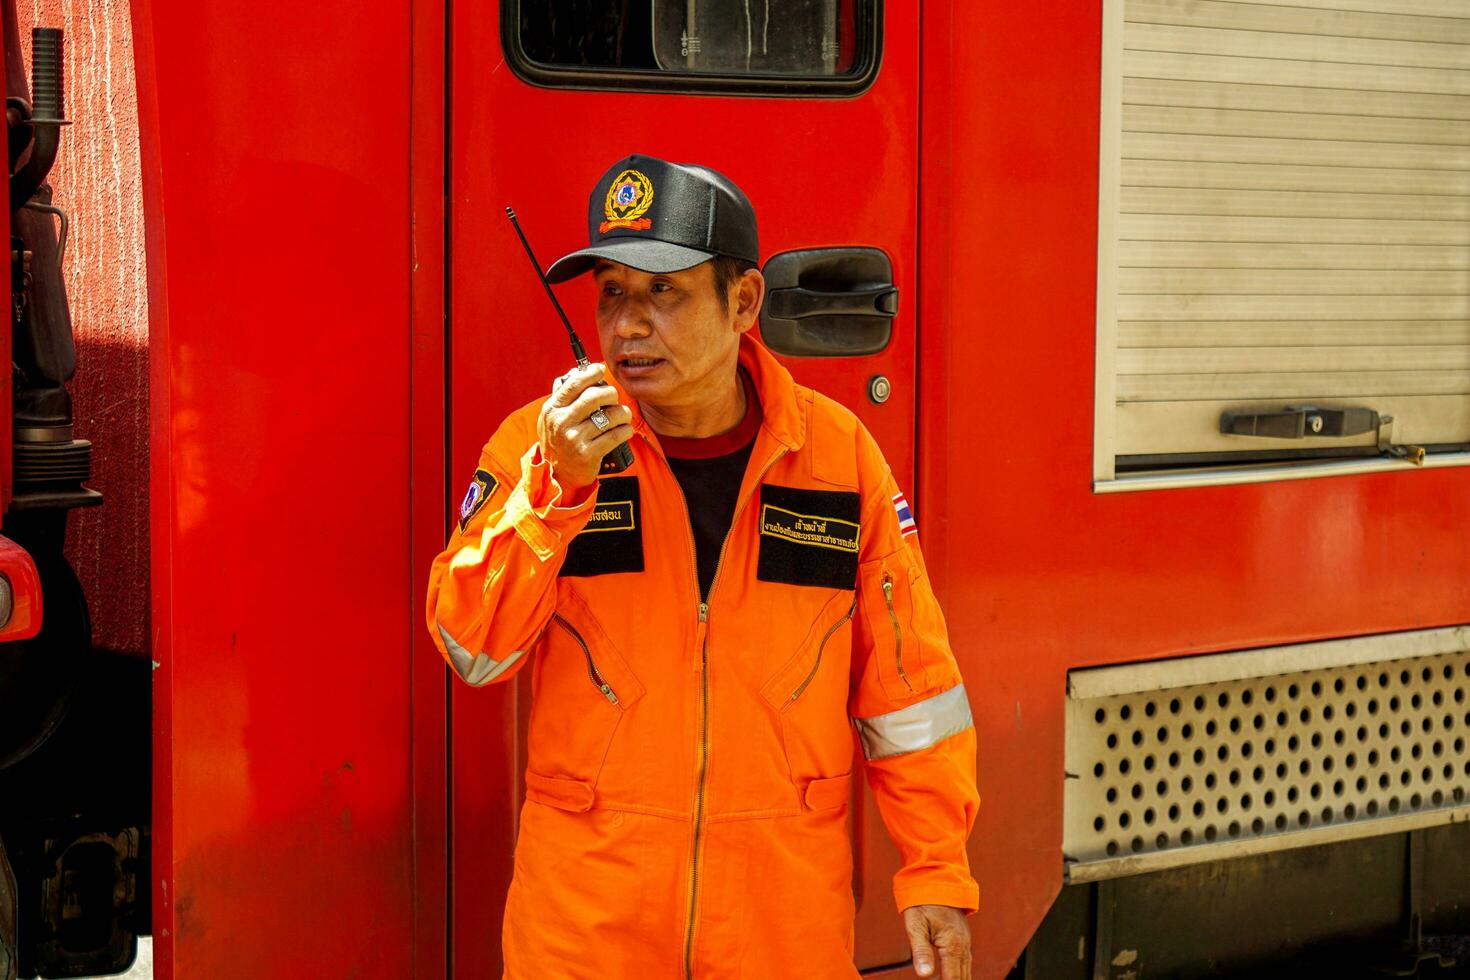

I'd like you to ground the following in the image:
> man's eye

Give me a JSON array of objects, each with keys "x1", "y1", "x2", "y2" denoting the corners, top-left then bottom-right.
[
  {"x1": 651, "y1": 281, "x2": 672, "y2": 293},
  {"x1": 601, "y1": 283, "x2": 621, "y2": 296}
]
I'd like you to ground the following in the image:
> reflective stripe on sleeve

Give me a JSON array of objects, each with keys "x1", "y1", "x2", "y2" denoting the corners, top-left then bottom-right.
[
  {"x1": 437, "y1": 621, "x2": 526, "y2": 686},
  {"x1": 853, "y1": 684, "x2": 974, "y2": 761}
]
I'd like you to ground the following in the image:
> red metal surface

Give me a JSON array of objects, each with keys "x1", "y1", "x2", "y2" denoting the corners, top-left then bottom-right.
[
  {"x1": 918, "y1": 1, "x2": 1470, "y2": 975},
  {"x1": 446, "y1": 3, "x2": 920, "y2": 973},
  {"x1": 127, "y1": 4, "x2": 172, "y2": 967},
  {"x1": 131, "y1": 0, "x2": 421, "y2": 975},
  {"x1": 19, "y1": 1, "x2": 150, "y2": 656},
  {"x1": 0, "y1": 533, "x2": 42, "y2": 641},
  {"x1": 102, "y1": 0, "x2": 1470, "y2": 976},
  {"x1": 410, "y1": 0, "x2": 450, "y2": 973}
]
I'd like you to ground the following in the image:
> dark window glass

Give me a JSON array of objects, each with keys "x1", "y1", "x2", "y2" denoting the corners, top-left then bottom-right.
[
  {"x1": 510, "y1": 0, "x2": 879, "y2": 92},
  {"x1": 518, "y1": 1, "x2": 659, "y2": 70}
]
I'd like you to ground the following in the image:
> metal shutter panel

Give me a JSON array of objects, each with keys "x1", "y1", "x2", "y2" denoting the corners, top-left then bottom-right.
[{"x1": 1099, "y1": 0, "x2": 1470, "y2": 460}]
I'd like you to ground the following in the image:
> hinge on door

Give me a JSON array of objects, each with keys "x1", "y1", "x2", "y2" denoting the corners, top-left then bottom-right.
[{"x1": 1219, "y1": 405, "x2": 1425, "y2": 465}]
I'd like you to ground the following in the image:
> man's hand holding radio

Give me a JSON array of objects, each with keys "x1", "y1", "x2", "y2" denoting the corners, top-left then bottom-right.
[{"x1": 537, "y1": 361, "x2": 635, "y2": 494}]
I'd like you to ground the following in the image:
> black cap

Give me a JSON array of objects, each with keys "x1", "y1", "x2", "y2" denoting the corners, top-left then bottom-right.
[{"x1": 545, "y1": 154, "x2": 758, "y2": 283}]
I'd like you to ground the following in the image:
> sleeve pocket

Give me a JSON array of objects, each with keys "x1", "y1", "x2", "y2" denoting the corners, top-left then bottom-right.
[{"x1": 858, "y1": 551, "x2": 929, "y2": 702}]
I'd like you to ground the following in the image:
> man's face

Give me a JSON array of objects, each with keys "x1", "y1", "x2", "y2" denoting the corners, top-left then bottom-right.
[{"x1": 593, "y1": 259, "x2": 753, "y2": 409}]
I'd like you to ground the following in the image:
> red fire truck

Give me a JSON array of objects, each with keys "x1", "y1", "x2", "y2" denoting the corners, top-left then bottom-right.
[{"x1": 2, "y1": 0, "x2": 1468, "y2": 977}]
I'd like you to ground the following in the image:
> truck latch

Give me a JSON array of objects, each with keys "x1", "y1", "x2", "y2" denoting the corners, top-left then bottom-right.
[{"x1": 1219, "y1": 405, "x2": 1425, "y2": 465}]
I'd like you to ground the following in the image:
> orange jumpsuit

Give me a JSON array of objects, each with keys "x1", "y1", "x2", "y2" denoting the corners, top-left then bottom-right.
[{"x1": 427, "y1": 335, "x2": 979, "y2": 978}]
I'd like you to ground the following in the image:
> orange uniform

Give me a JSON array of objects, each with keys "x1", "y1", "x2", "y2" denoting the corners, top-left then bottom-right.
[{"x1": 427, "y1": 335, "x2": 979, "y2": 978}]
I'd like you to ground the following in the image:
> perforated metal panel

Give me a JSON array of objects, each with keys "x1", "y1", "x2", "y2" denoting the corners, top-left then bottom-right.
[{"x1": 1065, "y1": 628, "x2": 1470, "y2": 881}]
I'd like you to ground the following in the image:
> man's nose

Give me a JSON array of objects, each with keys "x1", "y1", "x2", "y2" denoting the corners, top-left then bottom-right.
[{"x1": 612, "y1": 298, "x2": 653, "y2": 338}]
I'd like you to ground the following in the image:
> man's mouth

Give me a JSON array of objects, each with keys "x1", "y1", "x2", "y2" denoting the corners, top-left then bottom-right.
[{"x1": 618, "y1": 356, "x2": 664, "y2": 369}]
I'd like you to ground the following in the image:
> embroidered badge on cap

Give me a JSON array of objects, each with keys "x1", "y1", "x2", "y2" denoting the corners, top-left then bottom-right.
[
  {"x1": 459, "y1": 469, "x2": 498, "y2": 532},
  {"x1": 600, "y1": 169, "x2": 654, "y2": 233},
  {"x1": 893, "y1": 491, "x2": 917, "y2": 537}
]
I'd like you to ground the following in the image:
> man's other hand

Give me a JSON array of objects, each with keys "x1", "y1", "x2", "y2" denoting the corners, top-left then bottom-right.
[
  {"x1": 902, "y1": 905, "x2": 971, "y2": 979},
  {"x1": 537, "y1": 362, "x2": 634, "y2": 492}
]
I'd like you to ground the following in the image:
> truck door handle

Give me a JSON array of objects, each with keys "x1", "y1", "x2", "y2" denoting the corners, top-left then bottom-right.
[
  {"x1": 758, "y1": 247, "x2": 897, "y2": 357},
  {"x1": 1220, "y1": 405, "x2": 1379, "y2": 439},
  {"x1": 1220, "y1": 404, "x2": 1425, "y2": 465},
  {"x1": 765, "y1": 284, "x2": 898, "y2": 320}
]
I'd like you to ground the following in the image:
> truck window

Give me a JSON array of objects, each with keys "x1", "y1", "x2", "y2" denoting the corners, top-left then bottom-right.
[{"x1": 507, "y1": 0, "x2": 880, "y2": 94}]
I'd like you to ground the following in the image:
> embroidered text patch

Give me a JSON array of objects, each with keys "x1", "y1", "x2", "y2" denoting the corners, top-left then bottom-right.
[
  {"x1": 756, "y1": 484, "x2": 861, "y2": 590},
  {"x1": 560, "y1": 476, "x2": 644, "y2": 577},
  {"x1": 581, "y1": 500, "x2": 635, "y2": 533}
]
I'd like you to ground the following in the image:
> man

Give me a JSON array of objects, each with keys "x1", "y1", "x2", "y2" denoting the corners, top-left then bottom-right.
[{"x1": 426, "y1": 154, "x2": 979, "y2": 979}]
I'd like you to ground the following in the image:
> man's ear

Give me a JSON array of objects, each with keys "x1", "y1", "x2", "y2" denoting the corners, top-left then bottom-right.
[{"x1": 733, "y1": 268, "x2": 765, "y2": 334}]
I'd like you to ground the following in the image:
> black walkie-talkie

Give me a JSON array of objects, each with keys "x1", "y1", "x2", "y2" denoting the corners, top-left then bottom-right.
[{"x1": 505, "y1": 206, "x2": 634, "y2": 475}]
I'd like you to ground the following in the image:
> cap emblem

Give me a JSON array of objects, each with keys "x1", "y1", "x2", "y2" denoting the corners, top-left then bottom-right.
[{"x1": 600, "y1": 169, "x2": 655, "y2": 233}]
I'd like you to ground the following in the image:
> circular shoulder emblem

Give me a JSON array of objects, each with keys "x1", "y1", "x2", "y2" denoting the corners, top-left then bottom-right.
[
  {"x1": 601, "y1": 169, "x2": 655, "y2": 233},
  {"x1": 460, "y1": 481, "x2": 482, "y2": 521}
]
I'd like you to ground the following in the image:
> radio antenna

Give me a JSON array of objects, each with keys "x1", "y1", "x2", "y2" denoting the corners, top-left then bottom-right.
[
  {"x1": 503, "y1": 205, "x2": 633, "y2": 474},
  {"x1": 505, "y1": 206, "x2": 590, "y2": 364}
]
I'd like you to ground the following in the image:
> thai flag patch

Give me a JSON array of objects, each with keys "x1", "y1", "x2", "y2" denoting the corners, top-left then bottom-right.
[{"x1": 893, "y1": 491, "x2": 917, "y2": 537}]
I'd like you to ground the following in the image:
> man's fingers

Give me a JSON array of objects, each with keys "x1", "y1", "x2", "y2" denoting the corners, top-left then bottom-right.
[
  {"x1": 586, "y1": 422, "x2": 635, "y2": 454},
  {"x1": 903, "y1": 907, "x2": 971, "y2": 980},
  {"x1": 931, "y1": 914, "x2": 971, "y2": 980},
  {"x1": 592, "y1": 403, "x2": 634, "y2": 430},
  {"x1": 563, "y1": 419, "x2": 633, "y2": 455},
  {"x1": 903, "y1": 910, "x2": 938, "y2": 979},
  {"x1": 557, "y1": 424, "x2": 632, "y2": 480},
  {"x1": 564, "y1": 380, "x2": 622, "y2": 423},
  {"x1": 549, "y1": 362, "x2": 607, "y2": 408},
  {"x1": 936, "y1": 939, "x2": 971, "y2": 980},
  {"x1": 538, "y1": 366, "x2": 633, "y2": 490},
  {"x1": 555, "y1": 398, "x2": 628, "y2": 448}
]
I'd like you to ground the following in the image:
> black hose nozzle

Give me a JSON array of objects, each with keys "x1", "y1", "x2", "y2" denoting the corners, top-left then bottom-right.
[
  {"x1": 29, "y1": 28, "x2": 63, "y2": 124},
  {"x1": 10, "y1": 27, "x2": 66, "y2": 210}
]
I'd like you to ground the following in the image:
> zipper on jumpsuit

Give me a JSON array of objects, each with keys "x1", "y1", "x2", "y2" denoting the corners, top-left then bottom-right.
[
  {"x1": 790, "y1": 597, "x2": 858, "y2": 702},
  {"x1": 658, "y1": 436, "x2": 788, "y2": 980},
  {"x1": 551, "y1": 613, "x2": 619, "y2": 705},
  {"x1": 882, "y1": 571, "x2": 915, "y2": 694}
]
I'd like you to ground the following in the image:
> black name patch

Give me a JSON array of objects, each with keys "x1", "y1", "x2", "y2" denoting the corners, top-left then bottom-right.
[
  {"x1": 560, "y1": 476, "x2": 644, "y2": 578},
  {"x1": 756, "y1": 484, "x2": 861, "y2": 590}
]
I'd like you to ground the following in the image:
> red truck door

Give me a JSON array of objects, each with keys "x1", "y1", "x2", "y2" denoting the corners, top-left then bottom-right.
[{"x1": 447, "y1": 2, "x2": 920, "y2": 973}]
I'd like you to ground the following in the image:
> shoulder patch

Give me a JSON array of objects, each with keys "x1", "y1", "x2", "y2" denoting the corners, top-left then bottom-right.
[
  {"x1": 756, "y1": 484, "x2": 861, "y2": 590},
  {"x1": 458, "y1": 469, "x2": 498, "y2": 532}
]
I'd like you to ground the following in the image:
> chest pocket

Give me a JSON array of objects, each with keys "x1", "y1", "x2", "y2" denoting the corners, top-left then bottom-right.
[
  {"x1": 755, "y1": 484, "x2": 861, "y2": 591},
  {"x1": 525, "y1": 589, "x2": 646, "y2": 804},
  {"x1": 759, "y1": 589, "x2": 859, "y2": 787},
  {"x1": 559, "y1": 476, "x2": 644, "y2": 578}
]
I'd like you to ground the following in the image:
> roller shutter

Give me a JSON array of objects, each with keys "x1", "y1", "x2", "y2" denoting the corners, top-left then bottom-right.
[{"x1": 1097, "y1": 0, "x2": 1470, "y2": 465}]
